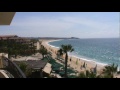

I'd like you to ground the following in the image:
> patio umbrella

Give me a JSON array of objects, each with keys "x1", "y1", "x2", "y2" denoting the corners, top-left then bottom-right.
[
  {"x1": 53, "y1": 67, "x2": 59, "y2": 71},
  {"x1": 76, "y1": 60, "x2": 78, "y2": 65},
  {"x1": 83, "y1": 62, "x2": 85, "y2": 68},
  {"x1": 59, "y1": 71, "x2": 65, "y2": 76},
  {"x1": 93, "y1": 64, "x2": 97, "y2": 74},
  {"x1": 68, "y1": 75, "x2": 76, "y2": 78},
  {"x1": 117, "y1": 66, "x2": 119, "y2": 72}
]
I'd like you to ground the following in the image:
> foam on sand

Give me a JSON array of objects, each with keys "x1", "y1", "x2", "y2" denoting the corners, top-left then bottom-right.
[
  {"x1": 68, "y1": 52, "x2": 107, "y2": 67},
  {"x1": 42, "y1": 39, "x2": 105, "y2": 73},
  {"x1": 46, "y1": 39, "x2": 62, "y2": 49}
]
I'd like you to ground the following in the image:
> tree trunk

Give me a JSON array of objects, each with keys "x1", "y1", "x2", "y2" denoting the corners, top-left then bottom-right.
[
  {"x1": 65, "y1": 52, "x2": 68, "y2": 78},
  {"x1": 42, "y1": 54, "x2": 44, "y2": 59}
]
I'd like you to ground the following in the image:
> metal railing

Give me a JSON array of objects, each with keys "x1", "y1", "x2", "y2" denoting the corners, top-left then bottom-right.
[{"x1": 1, "y1": 56, "x2": 26, "y2": 78}]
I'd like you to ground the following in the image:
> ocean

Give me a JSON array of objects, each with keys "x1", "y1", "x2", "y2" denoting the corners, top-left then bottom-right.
[{"x1": 48, "y1": 38, "x2": 120, "y2": 67}]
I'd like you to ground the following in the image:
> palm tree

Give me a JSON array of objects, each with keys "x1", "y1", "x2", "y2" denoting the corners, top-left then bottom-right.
[
  {"x1": 31, "y1": 39, "x2": 37, "y2": 46},
  {"x1": 58, "y1": 49, "x2": 63, "y2": 56},
  {"x1": 59, "y1": 44, "x2": 74, "y2": 78},
  {"x1": 39, "y1": 46, "x2": 48, "y2": 59},
  {"x1": 18, "y1": 62, "x2": 32, "y2": 77},
  {"x1": 57, "y1": 48, "x2": 63, "y2": 59},
  {"x1": 77, "y1": 70, "x2": 98, "y2": 78},
  {"x1": 19, "y1": 62, "x2": 27, "y2": 73},
  {"x1": 77, "y1": 72, "x2": 86, "y2": 78},
  {"x1": 102, "y1": 63, "x2": 118, "y2": 78}
]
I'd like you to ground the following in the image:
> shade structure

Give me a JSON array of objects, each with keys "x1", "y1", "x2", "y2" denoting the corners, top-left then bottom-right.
[
  {"x1": 46, "y1": 63, "x2": 52, "y2": 68},
  {"x1": 76, "y1": 60, "x2": 78, "y2": 65},
  {"x1": 93, "y1": 64, "x2": 97, "y2": 73},
  {"x1": 83, "y1": 62, "x2": 85, "y2": 68},
  {"x1": 117, "y1": 66, "x2": 119, "y2": 72},
  {"x1": 0, "y1": 12, "x2": 15, "y2": 25},
  {"x1": 56, "y1": 74, "x2": 62, "y2": 78},
  {"x1": 59, "y1": 71, "x2": 65, "y2": 76},
  {"x1": 43, "y1": 63, "x2": 52, "y2": 74},
  {"x1": 43, "y1": 66, "x2": 52, "y2": 74},
  {"x1": 68, "y1": 75, "x2": 76, "y2": 78},
  {"x1": 25, "y1": 56, "x2": 39, "y2": 61}
]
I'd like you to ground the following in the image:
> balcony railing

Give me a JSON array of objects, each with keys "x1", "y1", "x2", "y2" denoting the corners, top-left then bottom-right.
[{"x1": 0, "y1": 56, "x2": 26, "y2": 78}]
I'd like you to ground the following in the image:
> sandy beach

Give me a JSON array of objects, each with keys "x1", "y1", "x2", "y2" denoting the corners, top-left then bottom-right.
[{"x1": 40, "y1": 39, "x2": 105, "y2": 74}]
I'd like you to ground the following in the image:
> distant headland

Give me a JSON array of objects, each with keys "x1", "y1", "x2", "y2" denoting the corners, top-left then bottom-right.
[{"x1": 29, "y1": 37, "x2": 80, "y2": 40}]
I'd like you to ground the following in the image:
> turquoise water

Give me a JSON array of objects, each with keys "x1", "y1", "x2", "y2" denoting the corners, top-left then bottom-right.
[{"x1": 49, "y1": 38, "x2": 120, "y2": 67}]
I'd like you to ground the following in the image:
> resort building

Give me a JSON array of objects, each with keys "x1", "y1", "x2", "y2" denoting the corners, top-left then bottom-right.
[
  {"x1": 0, "y1": 35, "x2": 18, "y2": 40},
  {"x1": 0, "y1": 12, "x2": 26, "y2": 78},
  {"x1": 14, "y1": 60, "x2": 52, "y2": 78},
  {"x1": 0, "y1": 35, "x2": 31, "y2": 44}
]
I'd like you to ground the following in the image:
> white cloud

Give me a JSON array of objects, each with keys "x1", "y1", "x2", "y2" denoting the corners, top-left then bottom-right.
[
  {"x1": 12, "y1": 15, "x2": 118, "y2": 31},
  {"x1": 10, "y1": 14, "x2": 119, "y2": 38},
  {"x1": 60, "y1": 16, "x2": 119, "y2": 31},
  {"x1": 11, "y1": 16, "x2": 75, "y2": 31}
]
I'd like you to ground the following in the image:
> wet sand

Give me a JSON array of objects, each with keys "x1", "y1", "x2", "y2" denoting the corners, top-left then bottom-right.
[{"x1": 41, "y1": 39, "x2": 105, "y2": 74}]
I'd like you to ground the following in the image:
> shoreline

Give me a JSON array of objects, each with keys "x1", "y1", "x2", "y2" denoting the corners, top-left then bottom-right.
[
  {"x1": 41, "y1": 39, "x2": 105, "y2": 74},
  {"x1": 46, "y1": 39, "x2": 62, "y2": 49},
  {"x1": 47, "y1": 39, "x2": 107, "y2": 67},
  {"x1": 68, "y1": 53, "x2": 107, "y2": 66}
]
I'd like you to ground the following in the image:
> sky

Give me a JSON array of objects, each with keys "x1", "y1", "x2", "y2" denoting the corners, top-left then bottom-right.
[{"x1": 0, "y1": 12, "x2": 119, "y2": 38}]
